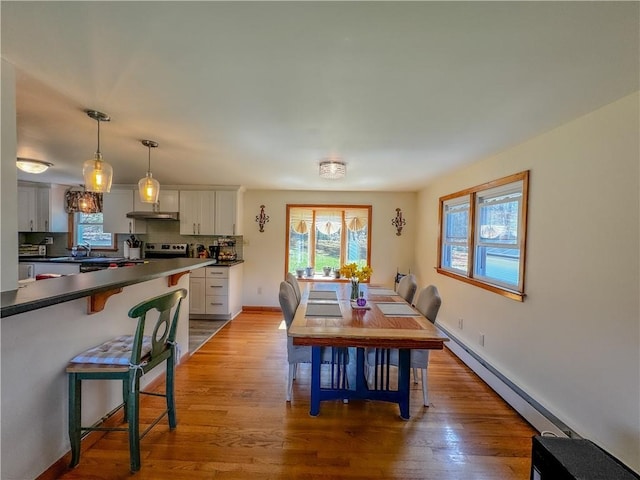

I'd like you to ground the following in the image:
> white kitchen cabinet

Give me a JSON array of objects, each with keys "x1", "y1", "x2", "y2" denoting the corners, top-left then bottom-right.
[
  {"x1": 18, "y1": 183, "x2": 68, "y2": 232},
  {"x1": 17, "y1": 185, "x2": 37, "y2": 232},
  {"x1": 179, "y1": 190, "x2": 215, "y2": 235},
  {"x1": 189, "y1": 268, "x2": 207, "y2": 315},
  {"x1": 133, "y1": 189, "x2": 179, "y2": 212},
  {"x1": 103, "y1": 189, "x2": 144, "y2": 234},
  {"x1": 214, "y1": 190, "x2": 242, "y2": 235},
  {"x1": 190, "y1": 263, "x2": 243, "y2": 320}
]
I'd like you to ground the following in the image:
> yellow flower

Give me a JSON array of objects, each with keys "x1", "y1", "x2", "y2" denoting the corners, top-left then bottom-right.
[{"x1": 339, "y1": 263, "x2": 373, "y2": 282}]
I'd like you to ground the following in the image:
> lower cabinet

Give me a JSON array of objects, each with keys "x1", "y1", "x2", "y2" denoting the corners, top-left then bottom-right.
[{"x1": 190, "y1": 263, "x2": 243, "y2": 320}]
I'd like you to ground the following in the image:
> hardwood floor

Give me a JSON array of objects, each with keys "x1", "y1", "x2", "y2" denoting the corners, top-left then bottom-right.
[{"x1": 58, "y1": 311, "x2": 536, "y2": 479}]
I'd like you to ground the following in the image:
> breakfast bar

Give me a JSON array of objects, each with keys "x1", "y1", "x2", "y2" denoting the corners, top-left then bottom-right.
[{"x1": 1, "y1": 258, "x2": 213, "y2": 480}]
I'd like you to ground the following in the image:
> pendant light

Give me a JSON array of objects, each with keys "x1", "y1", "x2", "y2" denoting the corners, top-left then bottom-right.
[
  {"x1": 83, "y1": 110, "x2": 113, "y2": 193},
  {"x1": 138, "y1": 139, "x2": 160, "y2": 203}
]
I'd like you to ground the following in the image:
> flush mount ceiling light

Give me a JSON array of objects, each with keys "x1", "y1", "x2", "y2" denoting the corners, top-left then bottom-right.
[
  {"x1": 319, "y1": 158, "x2": 346, "y2": 179},
  {"x1": 138, "y1": 139, "x2": 160, "y2": 203},
  {"x1": 83, "y1": 110, "x2": 113, "y2": 193},
  {"x1": 16, "y1": 158, "x2": 53, "y2": 174}
]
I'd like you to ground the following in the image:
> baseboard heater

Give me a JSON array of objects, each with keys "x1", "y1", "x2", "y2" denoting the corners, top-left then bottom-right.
[{"x1": 435, "y1": 322, "x2": 577, "y2": 439}]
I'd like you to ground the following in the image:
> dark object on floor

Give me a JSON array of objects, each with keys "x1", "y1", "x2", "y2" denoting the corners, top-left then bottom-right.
[{"x1": 530, "y1": 435, "x2": 639, "y2": 479}]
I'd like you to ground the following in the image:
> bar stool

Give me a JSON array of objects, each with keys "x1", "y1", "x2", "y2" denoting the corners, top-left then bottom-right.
[{"x1": 66, "y1": 288, "x2": 187, "y2": 472}]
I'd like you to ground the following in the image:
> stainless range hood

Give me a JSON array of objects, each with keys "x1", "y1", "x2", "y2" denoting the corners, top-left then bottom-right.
[{"x1": 126, "y1": 211, "x2": 179, "y2": 220}]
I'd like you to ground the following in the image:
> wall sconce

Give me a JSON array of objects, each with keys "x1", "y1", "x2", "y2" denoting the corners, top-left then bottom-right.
[
  {"x1": 391, "y1": 208, "x2": 406, "y2": 236},
  {"x1": 255, "y1": 205, "x2": 269, "y2": 232}
]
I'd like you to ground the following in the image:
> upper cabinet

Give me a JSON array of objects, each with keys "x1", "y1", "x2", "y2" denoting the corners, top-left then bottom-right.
[
  {"x1": 18, "y1": 183, "x2": 68, "y2": 232},
  {"x1": 179, "y1": 190, "x2": 215, "y2": 235},
  {"x1": 133, "y1": 189, "x2": 179, "y2": 213},
  {"x1": 215, "y1": 190, "x2": 242, "y2": 235},
  {"x1": 103, "y1": 188, "x2": 145, "y2": 234},
  {"x1": 179, "y1": 189, "x2": 242, "y2": 236}
]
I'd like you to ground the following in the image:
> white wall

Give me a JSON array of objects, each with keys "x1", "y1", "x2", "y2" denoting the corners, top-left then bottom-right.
[
  {"x1": 415, "y1": 92, "x2": 640, "y2": 471},
  {"x1": 241, "y1": 190, "x2": 416, "y2": 307},
  {"x1": 1, "y1": 59, "x2": 19, "y2": 292}
]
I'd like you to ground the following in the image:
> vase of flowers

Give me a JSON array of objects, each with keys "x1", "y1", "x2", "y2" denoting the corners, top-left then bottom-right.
[{"x1": 339, "y1": 263, "x2": 373, "y2": 301}]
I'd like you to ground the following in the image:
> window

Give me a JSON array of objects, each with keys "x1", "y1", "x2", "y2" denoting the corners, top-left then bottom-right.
[
  {"x1": 438, "y1": 171, "x2": 529, "y2": 301},
  {"x1": 74, "y1": 212, "x2": 115, "y2": 249},
  {"x1": 286, "y1": 205, "x2": 371, "y2": 279}
]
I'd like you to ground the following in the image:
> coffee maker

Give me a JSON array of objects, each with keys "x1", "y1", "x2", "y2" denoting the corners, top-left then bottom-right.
[{"x1": 208, "y1": 245, "x2": 220, "y2": 263}]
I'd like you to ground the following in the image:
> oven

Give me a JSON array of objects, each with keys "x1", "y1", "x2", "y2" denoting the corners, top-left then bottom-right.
[{"x1": 143, "y1": 243, "x2": 189, "y2": 259}]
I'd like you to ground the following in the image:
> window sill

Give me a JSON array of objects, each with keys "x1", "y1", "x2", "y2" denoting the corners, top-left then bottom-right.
[{"x1": 436, "y1": 267, "x2": 525, "y2": 302}]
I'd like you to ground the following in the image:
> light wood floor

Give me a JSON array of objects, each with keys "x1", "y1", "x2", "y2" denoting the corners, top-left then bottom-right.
[{"x1": 58, "y1": 311, "x2": 536, "y2": 479}]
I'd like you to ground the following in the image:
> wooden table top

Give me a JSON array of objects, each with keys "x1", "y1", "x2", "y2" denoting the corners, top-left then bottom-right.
[{"x1": 289, "y1": 282, "x2": 449, "y2": 349}]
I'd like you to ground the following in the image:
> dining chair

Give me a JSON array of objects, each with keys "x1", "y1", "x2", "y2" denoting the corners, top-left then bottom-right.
[
  {"x1": 66, "y1": 288, "x2": 187, "y2": 472},
  {"x1": 397, "y1": 273, "x2": 417, "y2": 304},
  {"x1": 366, "y1": 285, "x2": 442, "y2": 406},
  {"x1": 279, "y1": 281, "x2": 347, "y2": 401},
  {"x1": 285, "y1": 272, "x2": 302, "y2": 305}
]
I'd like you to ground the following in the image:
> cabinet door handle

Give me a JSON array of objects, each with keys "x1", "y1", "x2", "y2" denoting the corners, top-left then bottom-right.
[
  {"x1": 193, "y1": 223, "x2": 196, "y2": 234},
  {"x1": 209, "y1": 271, "x2": 223, "y2": 275},
  {"x1": 197, "y1": 223, "x2": 201, "y2": 234},
  {"x1": 209, "y1": 285, "x2": 223, "y2": 288},
  {"x1": 30, "y1": 220, "x2": 34, "y2": 231},
  {"x1": 45, "y1": 220, "x2": 49, "y2": 231},
  {"x1": 209, "y1": 302, "x2": 223, "y2": 306}
]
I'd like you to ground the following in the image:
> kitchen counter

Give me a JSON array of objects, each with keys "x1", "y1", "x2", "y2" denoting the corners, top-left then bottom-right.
[
  {"x1": 206, "y1": 259, "x2": 244, "y2": 267},
  {"x1": 2, "y1": 257, "x2": 216, "y2": 318}
]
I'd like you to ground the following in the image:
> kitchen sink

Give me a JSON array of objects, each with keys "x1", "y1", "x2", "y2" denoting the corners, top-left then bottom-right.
[{"x1": 49, "y1": 256, "x2": 127, "y2": 263}]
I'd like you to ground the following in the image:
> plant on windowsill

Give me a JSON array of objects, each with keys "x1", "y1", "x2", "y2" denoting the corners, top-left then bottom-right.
[{"x1": 339, "y1": 263, "x2": 373, "y2": 301}]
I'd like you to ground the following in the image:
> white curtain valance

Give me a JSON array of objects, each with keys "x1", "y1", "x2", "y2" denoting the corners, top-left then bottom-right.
[{"x1": 346, "y1": 208, "x2": 368, "y2": 232}]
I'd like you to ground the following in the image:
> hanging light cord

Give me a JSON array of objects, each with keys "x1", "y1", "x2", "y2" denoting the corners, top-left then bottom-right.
[
  {"x1": 147, "y1": 144, "x2": 152, "y2": 174},
  {"x1": 95, "y1": 117, "x2": 101, "y2": 157}
]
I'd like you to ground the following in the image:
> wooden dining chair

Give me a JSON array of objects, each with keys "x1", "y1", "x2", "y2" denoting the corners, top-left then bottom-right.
[
  {"x1": 366, "y1": 285, "x2": 442, "y2": 406},
  {"x1": 397, "y1": 273, "x2": 417, "y2": 304},
  {"x1": 279, "y1": 281, "x2": 347, "y2": 401},
  {"x1": 66, "y1": 288, "x2": 187, "y2": 472}
]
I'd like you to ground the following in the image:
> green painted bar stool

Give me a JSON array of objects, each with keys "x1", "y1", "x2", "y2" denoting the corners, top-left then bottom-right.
[{"x1": 66, "y1": 288, "x2": 187, "y2": 472}]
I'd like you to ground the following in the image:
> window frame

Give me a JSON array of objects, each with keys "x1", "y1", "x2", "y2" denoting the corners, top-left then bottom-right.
[
  {"x1": 285, "y1": 204, "x2": 372, "y2": 282},
  {"x1": 69, "y1": 212, "x2": 117, "y2": 251},
  {"x1": 437, "y1": 171, "x2": 529, "y2": 301}
]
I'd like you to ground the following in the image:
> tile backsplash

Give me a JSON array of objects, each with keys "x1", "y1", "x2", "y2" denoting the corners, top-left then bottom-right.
[{"x1": 20, "y1": 218, "x2": 243, "y2": 260}]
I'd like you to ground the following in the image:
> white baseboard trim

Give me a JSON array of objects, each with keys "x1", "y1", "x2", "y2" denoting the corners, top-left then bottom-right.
[{"x1": 437, "y1": 323, "x2": 574, "y2": 439}]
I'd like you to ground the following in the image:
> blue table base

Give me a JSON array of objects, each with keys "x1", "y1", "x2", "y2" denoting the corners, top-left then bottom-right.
[{"x1": 310, "y1": 346, "x2": 411, "y2": 419}]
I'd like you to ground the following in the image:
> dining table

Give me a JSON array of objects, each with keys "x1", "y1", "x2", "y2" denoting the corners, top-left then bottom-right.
[{"x1": 288, "y1": 281, "x2": 448, "y2": 419}]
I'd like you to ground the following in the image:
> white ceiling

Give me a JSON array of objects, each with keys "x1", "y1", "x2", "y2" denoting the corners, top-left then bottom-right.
[{"x1": 2, "y1": 2, "x2": 638, "y2": 192}]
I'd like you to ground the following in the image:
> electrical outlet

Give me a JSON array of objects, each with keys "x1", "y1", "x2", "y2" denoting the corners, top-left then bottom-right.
[
  {"x1": 44, "y1": 237, "x2": 53, "y2": 245},
  {"x1": 458, "y1": 318, "x2": 463, "y2": 329},
  {"x1": 479, "y1": 333, "x2": 485, "y2": 347}
]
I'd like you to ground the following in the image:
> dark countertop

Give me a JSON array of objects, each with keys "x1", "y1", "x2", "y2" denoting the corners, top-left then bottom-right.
[
  {"x1": 2, "y1": 258, "x2": 217, "y2": 318},
  {"x1": 205, "y1": 260, "x2": 244, "y2": 267}
]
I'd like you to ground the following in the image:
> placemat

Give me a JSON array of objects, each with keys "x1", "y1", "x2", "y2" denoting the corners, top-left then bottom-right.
[
  {"x1": 376, "y1": 302, "x2": 420, "y2": 316},
  {"x1": 308, "y1": 290, "x2": 338, "y2": 301},
  {"x1": 305, "y1": 303, "x2": 343, "y2": 317},
  {"x1": 368, "y1": 288, "x2": 399, "y2": 296}
]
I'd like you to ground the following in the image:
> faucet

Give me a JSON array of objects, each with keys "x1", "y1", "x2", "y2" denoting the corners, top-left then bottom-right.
[{"x1": 74, "y1": 242, "x2": 91, "y2": 258}]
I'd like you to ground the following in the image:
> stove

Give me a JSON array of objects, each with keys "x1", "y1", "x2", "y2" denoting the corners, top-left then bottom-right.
[{"x1": 143, "y1": 243, "x2": 188, "y2": 258}]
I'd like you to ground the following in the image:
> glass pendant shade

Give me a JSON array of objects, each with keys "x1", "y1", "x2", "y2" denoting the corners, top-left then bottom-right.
[
  {"x1": 138, "y1": 139, "x2": 160, "y2": 203},
  {"x1": 83, "y1": 153, "x2": 113, "y2": 193},
  {"x1": 84, "y1": 110, "x2": 112, "y2": 193},
  {"x1": 138, "y1": 173, "x2": 160, "y2": 203}
]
